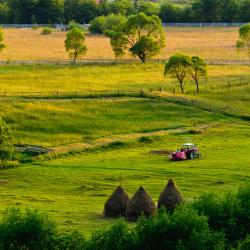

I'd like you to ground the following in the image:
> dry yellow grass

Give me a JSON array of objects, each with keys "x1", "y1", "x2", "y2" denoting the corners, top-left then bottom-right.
[{"x1": 0, "y1": 27, "x2": 247, "y2": 61}]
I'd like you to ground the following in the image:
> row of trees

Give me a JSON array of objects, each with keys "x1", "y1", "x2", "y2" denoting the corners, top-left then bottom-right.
[
  {"x1": 0, "y1": 185, "x2": 249, "y2": 249},
  {"x1": 0, "y1": 0, "x2": 249, "y2": 24},
  {"x1": 65, "y1": 13, "x2": 166, "y2": 64}
]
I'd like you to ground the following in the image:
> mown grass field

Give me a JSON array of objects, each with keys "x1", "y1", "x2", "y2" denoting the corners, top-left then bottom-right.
[
  {"x1": 0, "y1": 27, "x2": 247, "y2": 61},
  {"x1": 0, "y1": 116, "x2": 249, "y2": 234},
  {"x1": 0, "y1": 27, "x2": 249, "y2": 236}
]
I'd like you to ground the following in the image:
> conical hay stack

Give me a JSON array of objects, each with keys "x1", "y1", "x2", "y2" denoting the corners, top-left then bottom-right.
[
  {"x1": 157, "y1": 178, "x2": 183, "y2": 212},
  {"x1": 126, "y1": 186, "x2": 156, "y2": 221},
  {"x1": 104, "y1": 186, "x2": 130, "y2": 218}
]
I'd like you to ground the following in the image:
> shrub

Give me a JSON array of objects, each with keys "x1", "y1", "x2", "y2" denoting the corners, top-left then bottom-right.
[
  {"x1": 89, "y1": 16, "x2": 106, "y2": 34},
  {"x1": 0, "y1": 117, "x2": 13, "y2": 167},
  {"x1": 41, "y1": 27, "x2": 53, "y2": 35},
  {"x1": 32, "y1": 25, "x2": 39, "y2": 30},
  {"x1": 89, "y1": 14, "x2": 126, "y2": 35},
  {"x1": 56, "y1": 230, "x2": 86, "y2": 250},
  {"x1": 135, "y1": 207, "x2": 225, "y2": 250},
  {"x1": 193, "y1": 186, "x2": 250, "y2": 247},
  {"x1": 68, "y1": 20, "x2": 83, "y2": 31},
  {"x1": 87, "y1": 220, "x2": 135, "y2": 250},
  {"x1": 239, "y1": 235, "x2": 250, "y2": 250},
  {"x1": 0, "y1": 207, "x2": 57, "y2": 249}
]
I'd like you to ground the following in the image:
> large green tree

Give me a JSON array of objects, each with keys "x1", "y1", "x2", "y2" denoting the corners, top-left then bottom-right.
[
  {"x1": 107, "y1": 13, "x2": 165, "y2": 63},
  {"x1": 65, "y1": 28, "x2": 87, "y2": 64},
  {"x1": 164, "y1": 54, "x2": 191, "y2": 94},
  {"x1": 189, "y1": 56, "x2": 207, "y2": 93},
  {"x1": 192, "y1": 0, "x2": 222, "y2": 22},
  {"x1": 236, "y1": 24, "x2": 250, "y2": 61},
  {"x1": 35, "y1": 0, "x2": 64, "y2": 23}
]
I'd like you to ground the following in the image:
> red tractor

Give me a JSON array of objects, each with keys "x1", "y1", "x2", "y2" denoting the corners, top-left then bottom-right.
[{"x1": 171, "y1": 143, "x2": 201, "y2": 161}]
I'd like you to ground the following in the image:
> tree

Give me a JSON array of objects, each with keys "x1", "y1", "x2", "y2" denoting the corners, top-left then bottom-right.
[
  {"x1": 236, "y1": 24, "x2": 250, "y2": 61},
  {"x1": 164, "y1": 54, "x2": 191, "y2": 94},
  {"x1": 220, "y1": 0, "x2": 240, "y2": 22},
  {"x1": 0, "y1": 117, "x2": 13, "y2": 167},
  {"x1": 137, "y1": 1, "x2": 160, "y2": 16},
  {"x1": 35, "y1": 0, "x2": 64, "y2": 23},
  {"x1": 189, "y1": 56, "x2": 207, "y2": 93},
  {"x1": 191, "y1": 0, "x2": 222, "y2": 22},
  {"x1": 240, "y1": 0, "x2": 250, "y2": 22},
  {"x1": 0, "y1": 28, "x2": 5, "y2": 52},
  {"x1": 110, "y1": 0, "x2": 135, "y2": 16},
  {"x1": 107, "y1": 13, "x2": 165, "y2": 62},
  {"x1": 65, "y1": 28, "x2": 87, "y2": 64},
  {"x1": 159, "y1": 2, "x2": 182, "y2": 22},
  {"x1": 0, "y1": 207, "x2": 57, "y2": 249}
]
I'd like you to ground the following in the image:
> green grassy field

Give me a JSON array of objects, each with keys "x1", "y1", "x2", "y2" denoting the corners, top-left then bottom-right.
[
  {"x1": 0, "y1": 119, "x2": 249, "y2": 234},
  {"x1": 0, "y1": 98, "x2": 228, "y2": 147},
  {"x1": 0, "y1": 64, "x2": 249, "y2": 93},
  {"x1": 0, "y1": 63, "x2": 249, "y2": 235}
]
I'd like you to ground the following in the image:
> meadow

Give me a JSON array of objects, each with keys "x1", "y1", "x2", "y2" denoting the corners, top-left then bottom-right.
[
  {"x1": 0, "y1": 27, "x2": 248, "y2": 61},
  {"x1": 0, "y1": 26, "x2": 249, "y2": 236},
  {"x1": 0, "y1": 118, "x2": 249, "y2": 234}
]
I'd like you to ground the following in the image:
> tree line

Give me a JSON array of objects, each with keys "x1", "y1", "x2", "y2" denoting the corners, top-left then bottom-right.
[
  {"x1": 0, "y1": 0, "x2": 249, "y2": 24},
  {"x1": 0, "y1": 185, "x2": 249, "y2": 249}
]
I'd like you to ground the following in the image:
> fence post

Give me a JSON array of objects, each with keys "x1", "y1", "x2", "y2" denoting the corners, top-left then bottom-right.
[
  {"x1": 56, "y1": 91, "x2": 59, "y2": 97},
  {"x1": 75, "y1": 90, "x2": 78, "y2": 97},
  {"x1": 159, "y1": 86, "x2": 162, "y2": 92},
  {"x1": 227, "y1": 81, "x2": 231, "y2": 88}
]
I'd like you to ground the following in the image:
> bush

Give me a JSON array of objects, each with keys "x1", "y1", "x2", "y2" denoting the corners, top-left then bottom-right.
[
  {"x1": 193, "y1": 186, "x2": 250, "y2": 247},
  {"x1": 239, "y1": 235, "x2": 250, "y2": 250},
  {"x1": 89, "y1": 14, "x2": 126, "y2": 34},
  {"x1": 68, "y1": 20, "x2": 83, "y2": 31},
  {"x1": 89, "y1": 16, "x2": 106, "y2": 34},
  {"x1": 41, "y1": 27, "x2": 53, "y2": 35},
  {"x1": 135, "y1": 207, "x2": 225, "y2": 250},
  {"x1": 0, "y1": 207, "x2": 57, "y2": 249},
  {"x1": 56, "y1": 230, "x2": 86, "y2": 250},
  {"x1": 0, "y1": 117, "x2": 13, "y2": 167},
  {"x1": 87, "y1": 220, "x2": 135, "y2": 250}
]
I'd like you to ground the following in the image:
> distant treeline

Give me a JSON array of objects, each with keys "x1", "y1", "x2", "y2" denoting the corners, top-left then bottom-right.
[{"x1": 0, "y1": 0, "x2": 249, "y2": 24}]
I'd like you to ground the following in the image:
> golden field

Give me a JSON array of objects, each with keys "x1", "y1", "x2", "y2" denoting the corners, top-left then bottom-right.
[{"x1": 0, "y1": 27, "x2": 247, "y2": 61}]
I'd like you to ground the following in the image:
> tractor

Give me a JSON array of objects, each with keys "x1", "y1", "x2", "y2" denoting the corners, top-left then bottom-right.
[{"x1": 171, "y1": 143, "x2": 201, "y2": 161}]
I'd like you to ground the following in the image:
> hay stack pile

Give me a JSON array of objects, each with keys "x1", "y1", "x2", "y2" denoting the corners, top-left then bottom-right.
[
  {"x1": 158, "y1": 178, "x2": 183, "y2": 212},
  {"x1": 104, "y1": 186, "x2": 130, "y2": 218},
  {"x1": 126, "y1": 186, "x2": 156, "y2": 221}
]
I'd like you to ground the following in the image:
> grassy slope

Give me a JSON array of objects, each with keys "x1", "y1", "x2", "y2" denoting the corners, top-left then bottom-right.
[
  {"x1": 0, "y1": 121, "x2": 249, "y2": 234},
  {"x1": 0, "y1": 63, "x2": 249, "y2": 235},
  {"x1": 0, "y1": 63, "x2": 249, "y2": 117},
  {"x1": 0, "y1": 98, "x2": 227, "y2": 146}
]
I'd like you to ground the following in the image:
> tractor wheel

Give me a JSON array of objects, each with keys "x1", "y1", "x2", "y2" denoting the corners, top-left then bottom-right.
[{"x1": 190, "y1": 152, "x2": 195, "y2": 160}]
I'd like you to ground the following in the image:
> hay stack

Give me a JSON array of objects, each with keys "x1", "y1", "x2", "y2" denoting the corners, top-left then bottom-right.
[
  {"x1": 126, "y1": 186, "x2": 156, "y2": 221},
  {"x1": 157, "y1": 178, "x2": 183, "y2": 212},
  {"x1": 104, "y1": 186, "x2": 130, "y2": 218}
]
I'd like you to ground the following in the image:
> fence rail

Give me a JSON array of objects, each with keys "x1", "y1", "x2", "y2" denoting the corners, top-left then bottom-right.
[
  {"x1": 0, "y1": 59, "x2": 249, "y2": 66},
  {"x1": 1, "y1": 23, "x2": 247, "y2": 29}
]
